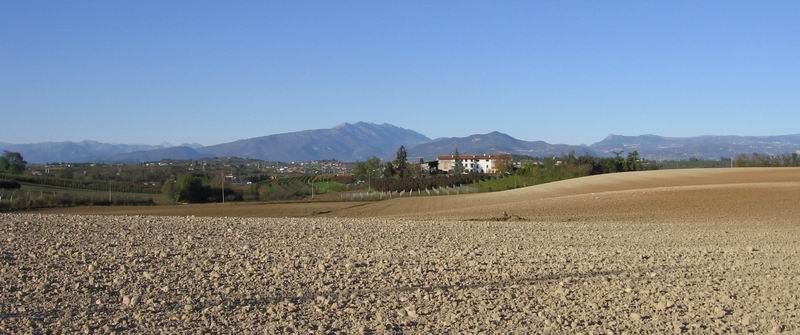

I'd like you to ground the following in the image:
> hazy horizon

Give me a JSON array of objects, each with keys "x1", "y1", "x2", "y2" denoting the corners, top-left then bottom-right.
[{"x1": 3, "y1": 1, "x2": 799, "y2": 145}]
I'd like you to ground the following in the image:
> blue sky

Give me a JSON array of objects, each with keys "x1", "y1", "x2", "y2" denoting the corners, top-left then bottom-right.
[{"x1": 2, "y1": 1, "x2": 799, "y2": 145}]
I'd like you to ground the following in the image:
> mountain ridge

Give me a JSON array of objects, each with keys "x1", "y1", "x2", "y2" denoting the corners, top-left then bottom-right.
[
  {"x1": 4, "y1": 123, "x2": 800, "y2": 163},
  {"x1": 196, "y1": 122, "x2": 430, "y2": 162}
]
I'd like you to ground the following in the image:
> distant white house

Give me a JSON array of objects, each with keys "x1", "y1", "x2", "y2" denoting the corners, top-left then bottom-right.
[{"x1": 437, "y1": 153, "x2": 512, "y2": 174}]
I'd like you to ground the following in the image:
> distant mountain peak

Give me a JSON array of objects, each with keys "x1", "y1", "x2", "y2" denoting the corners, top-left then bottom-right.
[
  {"x1": 335, "y1": 121, "x2": 404, "y2": 129},
  {"x1": 484, "y1": 131, "x2": 513, "y2": 138},
  {"x1": 197, "y1": 122, "x2": 430, "y2": 162}
]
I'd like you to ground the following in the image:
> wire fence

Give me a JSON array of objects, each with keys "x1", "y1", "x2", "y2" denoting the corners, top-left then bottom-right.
[{"x1": 342, "y1": 184, "x2": 478, "y2": 201}]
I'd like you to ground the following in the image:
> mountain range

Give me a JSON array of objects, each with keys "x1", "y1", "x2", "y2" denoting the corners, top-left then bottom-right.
[{"x1": 3, "y1": 122, "x2": 800, "y2": 163}]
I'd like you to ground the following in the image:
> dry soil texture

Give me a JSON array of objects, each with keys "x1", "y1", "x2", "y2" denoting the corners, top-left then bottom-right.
[{"x1": 4, "y1": 168, "x2": 800, "y2": 333}]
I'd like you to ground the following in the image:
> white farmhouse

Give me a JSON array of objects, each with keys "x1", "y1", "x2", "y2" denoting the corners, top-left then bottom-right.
[{"x1": 437, "y1": 153, "x2": 512, "y2": 174}]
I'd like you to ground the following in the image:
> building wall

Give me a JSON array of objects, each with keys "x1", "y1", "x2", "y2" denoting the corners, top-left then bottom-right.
[{"x1": 439, "y1": 158, "x2": 505, "y2": 173}]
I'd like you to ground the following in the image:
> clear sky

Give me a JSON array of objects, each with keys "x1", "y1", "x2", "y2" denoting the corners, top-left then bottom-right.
[{"x1": 2, "y1": 1, "x2": 799, "y2": 146}]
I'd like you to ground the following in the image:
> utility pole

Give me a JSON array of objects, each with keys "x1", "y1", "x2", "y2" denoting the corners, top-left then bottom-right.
[
  {"x1": 221, "y1": 171, "x2": 225, "y2": 203},
  {"x1": 108, "y1": 182, "x2": 112, "y2": 203}
]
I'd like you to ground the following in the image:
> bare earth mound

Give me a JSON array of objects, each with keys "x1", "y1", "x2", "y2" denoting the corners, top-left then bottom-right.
[
  {"x1": 3, "y1": 168, "x2": 799, "y2": 333},
  {"x1": 333, "y1": 167, "x2": 800, "y2": 222}
]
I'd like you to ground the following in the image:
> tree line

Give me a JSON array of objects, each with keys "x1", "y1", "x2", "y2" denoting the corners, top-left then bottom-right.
[{"x1": 352, "y1": 147, "x2": 653, "y2": 192}]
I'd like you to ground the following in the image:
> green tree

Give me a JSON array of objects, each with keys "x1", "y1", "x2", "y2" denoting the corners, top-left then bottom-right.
[
  {"x1": 607, "y1": 150, "x2": 625, "y2": 173},
  {"x1": 393, "y1": 146, "x2": 408, "y2": 178},
  {"x1": 452, "y1": 148, "x2": 465, "y2": 175},
  {"x1": 175, "y1": 174, "x2": 209, "y2": 203},
  {"x1": 0, "y1": 151, "x2": 26, "y2": 174},
  {"x1": 354, "y1": 156, "x2": 383, "y2": 191},
  {"x1": 625, "y1": 151, "x2": 642, "y2": 171}
]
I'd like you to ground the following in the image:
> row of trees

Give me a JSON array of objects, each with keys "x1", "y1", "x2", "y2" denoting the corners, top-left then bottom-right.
[
  {"x1": 353, "y1": 147, "x2": 653, "y2": 192},
  {"x1": 244, "y1": 178, "x2": 311, "y2": 201},
  {"x1": 371, "y1": 173, "x2": 487, "y2": 192},
  {"x1": 161, "y1": 174, "x2": 339, "y2": 203},
  {"x1": 514, "y1": 151, "x2": 649, "y2": 182}
]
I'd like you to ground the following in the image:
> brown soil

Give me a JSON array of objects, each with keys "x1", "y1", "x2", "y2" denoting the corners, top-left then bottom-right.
[
  {"x1": 34, "y1": 200, "x2": 370, "y2": 218},
  {"x1": 4, "y1": 167, "x2": 799, "y2": 333}
]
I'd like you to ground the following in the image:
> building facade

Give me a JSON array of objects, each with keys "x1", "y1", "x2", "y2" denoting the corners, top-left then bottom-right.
[{"x1": 437, "y1": 153, "x2": 512, "y2": 174}]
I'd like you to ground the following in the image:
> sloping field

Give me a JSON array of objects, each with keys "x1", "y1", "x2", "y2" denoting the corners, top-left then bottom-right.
[{"x1": 333, "y1": 167, "x2": 800, "y2": 223}]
